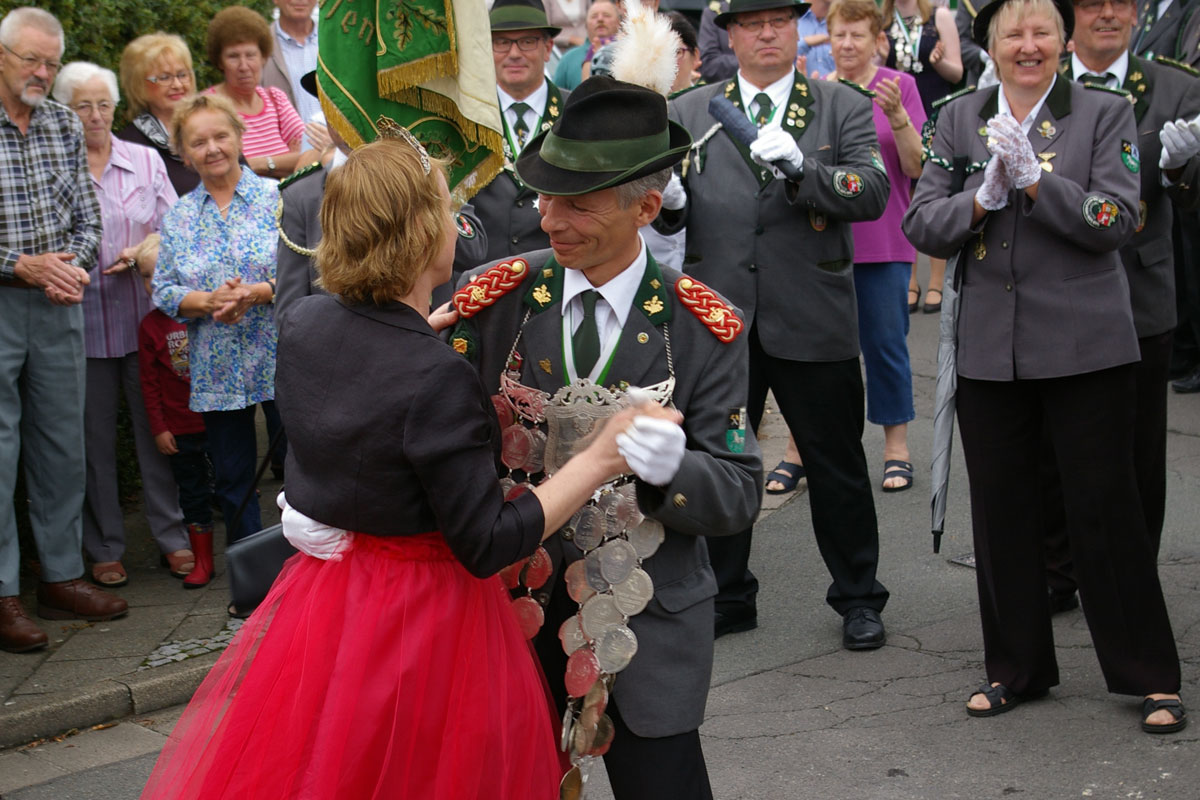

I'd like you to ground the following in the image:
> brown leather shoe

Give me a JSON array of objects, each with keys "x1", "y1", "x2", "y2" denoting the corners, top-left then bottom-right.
[
  {"x1": 36, "y1": 578, "x2": 128, "y2": 621},
  {"x1": 1, "y1": 596, "x2": 49, "y2": 652}
]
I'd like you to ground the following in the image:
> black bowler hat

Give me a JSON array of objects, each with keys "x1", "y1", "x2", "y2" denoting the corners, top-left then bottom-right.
[
  {"x1": 515, "y1": 76, "x2": 692, "y2": 196},
  {"x1": 489, "y1": 0, "x2": 561, "y2": 35},
  {"x1": 972, "y1": 0, "x2": 1074, "y2": 47},
  {"x1": 715, "y1": 0, "x2": 809, "y2": 30}
]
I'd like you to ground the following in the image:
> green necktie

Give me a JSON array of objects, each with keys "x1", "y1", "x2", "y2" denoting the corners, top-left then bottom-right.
[
  {"x1": 573, "y1": 290, "x2": 601, "y2": 377},
  {"x1": 1080, "y1": 72, "x2": 1114, "y2": 88},
  {"x1": 511, "y1": 101, "x2": 532, "y2": 148},
  {"x1": 753, "y1": 92, "x2": 774, "y2": 127}
]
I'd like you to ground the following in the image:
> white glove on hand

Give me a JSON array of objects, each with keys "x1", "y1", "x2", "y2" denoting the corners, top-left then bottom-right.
[
  {"x1": 277, "y1": 491, "x2": 353, "y2": 561},
  {"x1": 749, "y1": 128, "x2": 804, "y2": 180},
  {"x1": 986, "y1": 115, "x2": 1041, "y2": 189},
  {"x1": 615, "y1": 415, "x2": 686, "y2": 487},
  {"x1": 976, "y1": 155, "x2": 1011, "y2": 211},
  {"x1": 661, "y1": 171, "x2": 687, "y2": 211},
  {"x1": 1159, "y1": 117, "x2": 1200, "y2": 171}
]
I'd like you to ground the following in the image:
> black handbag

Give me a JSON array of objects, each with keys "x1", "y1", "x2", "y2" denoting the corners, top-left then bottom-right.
[
  {"x1": 224, "y1": 427, "x2": 295, "y2": 615},
  {"x1": 226, "y1": 523, "x2": 297, "y2": 612}
]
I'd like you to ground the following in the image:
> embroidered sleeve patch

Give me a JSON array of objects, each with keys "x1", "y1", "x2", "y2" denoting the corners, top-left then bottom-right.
[
  {"x1": 1121, "y1": 139, "x2": 1140, "y2": 174},
  {"x1": 833, "y1": 169, "x2": 864, "y2": 198},
  {"x1": 1082, "y1": 195, "x2": 1120, "y2": 229},
  {"x1": 455, "y1": 213, "x2": 477, "y2": 239},
  {"x1": 726, "y1": 406, "x2": 747, "y2": 453}
]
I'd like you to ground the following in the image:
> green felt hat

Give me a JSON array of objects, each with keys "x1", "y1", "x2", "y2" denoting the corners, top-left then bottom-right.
[
  {"x1": 715, "y1": 0, "x2": 809, "y2": 30},
  {"x1": 490, "y1": 0, "x2": 562, "y2": 35},
  {"x1": 515, "y1": 76, "x2": 692, "y2": 196}
]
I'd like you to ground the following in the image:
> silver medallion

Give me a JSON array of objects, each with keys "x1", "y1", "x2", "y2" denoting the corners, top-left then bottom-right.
[
  {"x1": 543, "y1": 380, "x2": 625, "y2": 476},
  {"x1": 580, "y1": 593, "x2": 624, "y2": 640},
  {"x1": 559, "y1": 613, "x2": 588, "y2": 655},
  {"x1": 500, "y1": 424, "x2": 532, "y2": 471},
  {"x1": 598, "y1": 538, "x2": 637, "y2": 585},
  {"x1": 573, "y1": 505, "x2": 606, "y2": 551},
  {"x1": 564, "y1": 559, "x2": 596, "y2": 604},
  {"x1": 612, "y1": 567, "x2": 654, "y2": 616},
  {"x1": 584, "y1": 549, "x2": 610, "y2": 593},
  {"x1": 595, "y1": 624, "x2": 638, "y2": 674},
  {"x1": 565, "y1": 647, "x2": 601, "y2": 697},
  {"x1": 523, "y1": 427, "x2": 547, "y2": 473},
  {"x1": 627, "y1": 517, "x2": 666, "y2": 560},
  {"x1": 561, "y1": 704, "x2": 574, "y2": 753}
]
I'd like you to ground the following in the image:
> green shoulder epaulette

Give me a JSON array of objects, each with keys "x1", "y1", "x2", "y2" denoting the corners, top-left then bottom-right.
[
  {"x1": 1083, "y1": 83, "x2": 1133, "y2": 99},
  {"x1": 278, "y1": 161, "x2": 323, "y2": 191},
  {"x1": 838, "y1": 78, "x2": 876, "y2": 98},
  {"x1": 669, "y1": 80, "x2": 707, "y2": 100},
  {"x1": 1154, "y1": 55, "x2": 1200, "y2": 77},
  {"x1": 932, "y1": 85, "x2": 977, "y2": 110}
]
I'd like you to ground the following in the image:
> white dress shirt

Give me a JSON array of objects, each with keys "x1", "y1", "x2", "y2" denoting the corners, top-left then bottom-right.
[{"x1": 560, "y1": 237, "x2": 648, "y2": 382}]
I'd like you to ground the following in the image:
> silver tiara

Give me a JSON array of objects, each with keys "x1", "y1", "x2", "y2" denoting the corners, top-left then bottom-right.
[{"x1": 376, "y1": 116, "x2": 431, "y2": 174}]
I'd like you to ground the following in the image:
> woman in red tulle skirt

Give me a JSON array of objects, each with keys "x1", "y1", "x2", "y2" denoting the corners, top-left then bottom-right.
[{"x1": 140, "y1": 136, "x2": 677, "y2": 800}]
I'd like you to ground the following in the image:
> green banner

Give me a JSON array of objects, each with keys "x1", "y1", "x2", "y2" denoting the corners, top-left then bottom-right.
[{"x1": 317, "y1": 0, "x2": 504, "y2": 200}]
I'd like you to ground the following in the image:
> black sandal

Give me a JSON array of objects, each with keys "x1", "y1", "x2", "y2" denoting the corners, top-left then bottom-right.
[
  {"x1": 922, "y1": 288, "x2": 943, "y2": 314},
  {"x1": 882, "y1": 459, "x2": 914, "y2": 493},
  {"x1": 765, "y1": 460, "x2": 806, "y2": 494},
  {"x1": 966, "y1": 683, "x2": 1047, "y2": 718},
  {"x1": 1141, "y1": 696, "x2": 1188, "y2": 734},
  {"x1": 908, "y1": 284, "x2": 920, "y2": 314}
]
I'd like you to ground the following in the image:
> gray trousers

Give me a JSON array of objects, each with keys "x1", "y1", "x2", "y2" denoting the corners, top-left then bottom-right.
[
  {"x1": 0, "y1": 289, "x2": 86, "y2": 596},
  {"x1": 83, "y1": 354, "x2": 188, "y2": 562}
]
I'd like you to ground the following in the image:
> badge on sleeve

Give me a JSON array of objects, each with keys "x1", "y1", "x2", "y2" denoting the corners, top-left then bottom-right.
[
  {"x1": 832, "y1": 169, "x2": 864, "y2": 198},
  {"x1": 1121, "y1": 140, "x2": 1140, "y2": 174},
  {"x1": 1082, "y1": 195, "x2": 1120, "y2": 229},
  {"x1": 454, "y1": 213, "x2": 476, "y2": 239},
  {"x1": 726, "y1": 407, "x2": 747, "y2": 453}
]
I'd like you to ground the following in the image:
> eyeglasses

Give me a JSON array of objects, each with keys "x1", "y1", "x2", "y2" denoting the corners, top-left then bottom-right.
[
  {"x1": 491, "y1": 35, "x2": 546, "y2": 53},
  {"x1": 1, "y1": 43, "x2": 61, "y2": 73},
  {"x1": 733, "y1": 15, "x2": 796, "y2": 34},
  {"x1": 1075, "y1": 0, "x2": 1134, "y2": 11},
  {"x1": 72, "y1": 101, "x2": 115, "y2": 116},
  {"x1": 145, "y1": 70, "x2": 192, "y2": 85}
]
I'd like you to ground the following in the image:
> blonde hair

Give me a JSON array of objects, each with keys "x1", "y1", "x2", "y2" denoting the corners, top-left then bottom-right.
[
  {"x1": 169, "y1": 92, "x2": 245, "y2": 155},
  {"x1": 987, "y1": 0, "x2": 1065, "y2": 49},
  {"x1": 880, "y1": 0, "x2": 933, "y2": 25},
  {"x1": 316, "y1": 139, "x2": 450, "y2": 306},
  {"x1": 119, "y1": 33, "x2": 194, "y2": 119},
  {"x1": 827, "y1": 0, "x2": 884, "y2": 36}
]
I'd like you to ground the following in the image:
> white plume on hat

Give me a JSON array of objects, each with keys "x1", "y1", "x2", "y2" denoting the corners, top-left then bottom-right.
[{"x1": 610, "y1": 0, "x2": 681, "y2": 97}]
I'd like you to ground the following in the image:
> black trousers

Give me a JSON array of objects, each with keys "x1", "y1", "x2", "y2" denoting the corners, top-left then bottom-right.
[
  {"x1": 532, "y1": 571, "x2": 714, "y2": 800},
  {"x1": 1043, "y1": 332, "x2": 1172, "y2": 593},
  {"x1": 707, "y1": 325, "x2": 888, "y2": 616},
  {"x1": 957, "y1": 367, "x2": 1180, "y2": 696},
  {"x1": 1170, "y1": 207, "x2": 1200, "y2": 369}
]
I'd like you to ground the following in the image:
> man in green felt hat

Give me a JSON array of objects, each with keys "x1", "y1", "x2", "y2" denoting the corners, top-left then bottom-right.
[
  {"x1": 661, "y1": 0, "x2": 893, "y2": 649},
  {"x1": 446, "y1": 75, "x2": 762, "y2": 800},
  {"x1": 471, "y1": 0, "x2": 568, "y2": 263}
]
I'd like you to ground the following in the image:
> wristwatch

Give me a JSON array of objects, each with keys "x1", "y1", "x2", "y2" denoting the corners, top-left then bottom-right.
[{"x1": 266, "y1": 154, "x2": 277, "y2": 173}]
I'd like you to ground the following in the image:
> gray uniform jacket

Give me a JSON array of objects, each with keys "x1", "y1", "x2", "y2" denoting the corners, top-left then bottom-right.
[
  {"x1": 663, "y1": 74, "x2": 889, "y2": 362},
  {"x1": 471, "y1": 83, "x2": 565, "y2": 264},
  {"x1": 697, "y1": 0, "x2": 738, "y2": 84},
  {"x1": 449, "y1": 249, "x2": 762, "y2": 738},
  {"x1": 1063, "y1": 56, "x2": 1200, "y2": 337},
  {"x1": 903, "y1": 78, "x2": 1142, "y2": 381},
  {"x1": 274, "y1": 165, "x2": 488, "y2": 327},
  {"x1": 1135, "y1": 0, "x2": 1186, "y2": 58}
]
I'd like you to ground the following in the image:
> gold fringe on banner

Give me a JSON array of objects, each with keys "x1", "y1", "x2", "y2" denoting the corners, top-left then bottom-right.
[
  {"x1": 390, "y1": 86, "x2": 505, "y2": 154},
  {"x1": 376, "y1": 50, "x2": 459, "y2": 98}
]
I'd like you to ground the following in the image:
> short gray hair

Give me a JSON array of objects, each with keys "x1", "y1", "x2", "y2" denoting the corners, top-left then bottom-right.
[
  {"x1": 614, "y1": 168, "x2": 672, "y2": 209},
  {"x1": 0, "y1": 7, "x2": 65, "y2": 57},
  {"x1": 52, "y1": 62, "x2": 120, "y2": 107}
]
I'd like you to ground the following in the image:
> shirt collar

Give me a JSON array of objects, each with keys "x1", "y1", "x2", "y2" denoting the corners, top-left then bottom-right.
[
  {"x1": 198, "y1": 165, "x2": 263, "y2": 206},
  {"x1": 736, "y1": 70, "x2": 794, "y2": 123},
  {"x1": 498, "y1": 81, "x2": 549, "y2": 116},
  {"x1": 998, "y1": 74, "x2": 1057, "y2": 134},
  {"x1": 107, "y1": 136, "x2": 136, "y2": 174},
  {"x1": 560, "y1": 236, "x2": 647, "y2": 329},
  {"x1": 273, "y1": 18, "x2": 317, "y2": 46},
  {"x1": 1071, "y1": 51, "x2": 1128, "y2": 86}
]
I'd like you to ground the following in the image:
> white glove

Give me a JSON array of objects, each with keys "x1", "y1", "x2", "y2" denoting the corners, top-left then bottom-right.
[
  {"x1": 986, "y1": 114, "x2": 1041, "y2": 189},
  {"x1": 749, "y1": 128, "x2": 804, "y2": 180},
  {"x1": 277, "y1": 491, "x2": 353, "y2": 561},
  {"x1": 661, "y1": 171, "x2": 687, "y2": 211},
  {"x1": 615, "y1": 415, "x2": 686, "y2": 487},
  {"x1": 1159, "y1": 118, "x2": 1200, "y2": 170},
  {"x1": 976, "y1": 155, "x2": 1011, "y2": 211}
]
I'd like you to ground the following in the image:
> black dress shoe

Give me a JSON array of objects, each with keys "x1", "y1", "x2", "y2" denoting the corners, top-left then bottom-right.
[
  {"x1": 714, "y1": 606, "x2": 757, "y2": 639},
  {"x1": 1171, "y1": 366, "x2": 1200, "y2": 394},
  {"x1": 843, "y1": 607, "x2": 886, "y2": 650},
  {"x1": 1048, "y1": 588, "x2": 1079, "y2": 615}
]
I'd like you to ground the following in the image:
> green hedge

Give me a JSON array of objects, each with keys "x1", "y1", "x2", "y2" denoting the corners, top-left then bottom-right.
[{"x1": 0, "y1": 0, "x2": 276, "y2": 104}]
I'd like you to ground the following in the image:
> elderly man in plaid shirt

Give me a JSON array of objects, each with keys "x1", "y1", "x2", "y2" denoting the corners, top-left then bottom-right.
[{"x1": 0, "y1": 6, "x2": 127, "y2": 654}]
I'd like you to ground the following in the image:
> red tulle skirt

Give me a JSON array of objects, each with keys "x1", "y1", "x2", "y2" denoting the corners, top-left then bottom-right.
[{"x1": 140, "y1": 532, "x2": 561, "y2": 800}]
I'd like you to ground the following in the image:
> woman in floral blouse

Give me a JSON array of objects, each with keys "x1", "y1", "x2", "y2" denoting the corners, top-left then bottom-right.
[{"x1": 152, "y1": 93, "x2": 279, "y2": 586}]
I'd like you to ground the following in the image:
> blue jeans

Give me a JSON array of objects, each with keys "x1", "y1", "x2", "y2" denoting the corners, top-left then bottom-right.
[
  {"x1": 202, "y1": 406, "x2": 264, "y2": 543},
  {"x1": 853, "y1": 261, "x2": 916, "y2": 427}
]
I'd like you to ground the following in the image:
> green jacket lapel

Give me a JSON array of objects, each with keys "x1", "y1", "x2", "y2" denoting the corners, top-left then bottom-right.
[{"x1": 1123, "y1": 56, "x2": 1152, "y2": 124}]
